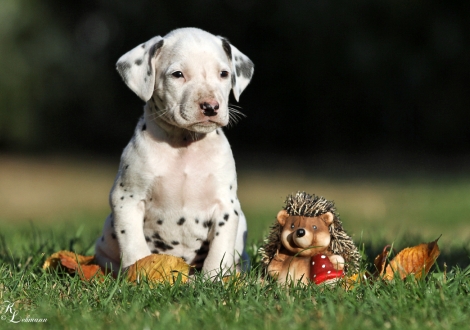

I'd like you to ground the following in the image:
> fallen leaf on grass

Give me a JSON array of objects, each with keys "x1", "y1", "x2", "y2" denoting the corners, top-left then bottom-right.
[
  {"x1": 343, "y1": 271, "x2": 371, "y2": 290},
  {"x1": 373, "y1": 245, "x2": 393, "y2": 276},
  {"x1": 127, "y1": 254, "x2": 190, "y2": 285},
  {"x1": 43, "y1": 250, "x2": 104, "y2": 281},
  {"x1": 381, "y1": 237, "x2": 441, "y2": 281}
]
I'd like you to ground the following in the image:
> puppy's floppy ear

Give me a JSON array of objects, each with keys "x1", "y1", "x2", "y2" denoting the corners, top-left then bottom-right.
[
  {"x1": 116, "y1": 36, "x2": 164, "y2": 102},
  {"x1": 220, "y1": 37, "x2": 254, "y2": 102}
]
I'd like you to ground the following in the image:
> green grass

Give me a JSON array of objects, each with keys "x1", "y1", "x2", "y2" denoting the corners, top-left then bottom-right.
[
  {"x1": 1, "y1": 222, "x2": 470, "y2": 330},
  {"x1": 1, "y1": 157, "x2": 470, "y2": 329}
]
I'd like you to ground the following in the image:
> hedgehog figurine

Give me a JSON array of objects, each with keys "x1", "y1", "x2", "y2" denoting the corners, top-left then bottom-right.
[{"x1": 259, "y1": 192, "x2": 360, "y2": 285}]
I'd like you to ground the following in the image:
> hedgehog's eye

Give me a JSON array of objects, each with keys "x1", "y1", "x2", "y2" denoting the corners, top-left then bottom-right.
[
  {"x1": 290, "y1": 223, "x2": 295, "y2": 229},
  {"x1": 313, "y1": 225, "x2": 317, "y2": 230}
]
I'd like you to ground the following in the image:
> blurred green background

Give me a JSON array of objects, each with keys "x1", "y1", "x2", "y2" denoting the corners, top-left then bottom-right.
[{"x1": 0, "y1": 0, "x2": 469, "y2": 267}]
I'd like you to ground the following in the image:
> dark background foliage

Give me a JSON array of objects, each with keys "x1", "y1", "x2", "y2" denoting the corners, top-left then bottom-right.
[{"x1": 1, "y1": 0, "x2": 469, "y2": 160}]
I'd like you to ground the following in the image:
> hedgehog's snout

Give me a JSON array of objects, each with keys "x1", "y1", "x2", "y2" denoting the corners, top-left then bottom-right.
[{"x1": 296, "y1": 229, "x2": 306, "y2": 237}]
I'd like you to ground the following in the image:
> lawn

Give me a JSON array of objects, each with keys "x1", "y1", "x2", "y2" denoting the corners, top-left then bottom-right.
[{"x1": 1, "y1": 155, "x2": 469, "y2": 329}]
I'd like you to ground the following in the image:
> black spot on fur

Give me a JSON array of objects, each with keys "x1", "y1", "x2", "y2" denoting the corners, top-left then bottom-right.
[
  {"x1": 234, "y1": 210, "x2": 239, "y2": 216},
  {"x1": 101, "y1": 236, "x2": 104, "y2": 242},
  {"x1": 147, "y1": 69, "x2": 151, "y2": 76},
  {"x1": 203, "y1": 220, "x2": 213, "y2": 228},
  {"x1": 130, "y1": 195, "x2": 133, "y2": 198},
  {"x1": 230, "y1": 185, "x2": 232, "y2": 190},
  {"x1": 149, "y1": 39, "x2": 164, "y2": 59},
  {"x1": 145, "y1": 236, "x2": 151, "y2": 242},
  {"x1": 220, "y1": 37, "x2": 232, "y2": 60},
  {"x1": 135, "y1": 59, "x2": 143, "y2": 66},
  {"x1": 216, "y1": 232, "x2": 219, "y2": 236},
  {"x1": 219, "y1": 222, "x2": 225, "y2": 227},
  {"x1": 154, "y1": 240, "x2": 173, "y2": 251},
  {"x1": 151, "y1": 249, "x2": 159, "y2": 254},
  {"x1": 144, "y1": 218, "x2": 147, "y2": 223},
  {"x1": 236, "y1": 60, "x2": 254, "y2": 79},
  {"x1": 110, "y1": 220, "x2": 114, "y2": 227},
  {"x1": 144, "y1": 77, "x2": 147, "y2": 82},
  {"x1": 111, "y1": 233, "x2": 116, "y2": 239},
  {"x1": 216, "y1": 130, "x2": 220, "y2": 135},
  {"x1": 125, "y1": 165, "x2": 129, "y2": 169},
  {"x1": 177, "y1": 217, "x2": 186, "y2": 225},
  {"x1": 224, "y1": 214, "x2": 229, "y2": 221},
  {"x1": 120, "y1": 183, "x2": 124, "y2": 187},
  {"x1": 121, "y1": 230, "x2": 125, "y2": 234},
  {"x1": 171, "y1": 241, "x2": 180, "y2": 245},
  {"x1": 195, "y1": 219, "x2": 199, "y2": 224},
  {"x1": 157, "y1": 219, "x2": 163, "y2": 225},
  {"x1": 141, "y1": 43, "x2": 146, "y2": 49},
  {"x1": 121, "y1": 196, "x2": 124, "y2": 200},
  {"x1": 231, "y1": 74, "x2": 236, "y2": 87},
  {"x1": 231, "y1": 199, "x2": 234, "y2": 203},
  {"x1": 181, "y1": 257, "x2": 187, "y2": 262},
  {"x1": 152, "y1": 232, "x2": 162, "y2": 240},
  {"x1": 142, "y1": 123, "x2": 146, "y2": 131},
  {"x1": 197, "y1": 245, "x2": 209, "y2": 255}
]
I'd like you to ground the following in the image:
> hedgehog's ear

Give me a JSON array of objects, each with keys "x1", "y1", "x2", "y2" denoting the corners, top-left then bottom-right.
[
  {"x1": 320, "y1": 212, "x2": 334, "y2": 226},
  {"x1": 277, "y1": 210, "x2": 290, "y2": 226}
]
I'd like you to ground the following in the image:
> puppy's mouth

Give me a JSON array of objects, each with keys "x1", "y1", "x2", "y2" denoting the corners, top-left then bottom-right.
[{"x1": 189, "y1": 120, "x2": 219, "y2": 133}]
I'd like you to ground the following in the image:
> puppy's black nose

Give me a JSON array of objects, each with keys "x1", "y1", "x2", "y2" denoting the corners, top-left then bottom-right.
[
  {"x1": 200, "y1": 102, "x2": 219, "y2": 117},
  {"x1": 296, "y1": 229, "x2": 305, "y2": 237}
]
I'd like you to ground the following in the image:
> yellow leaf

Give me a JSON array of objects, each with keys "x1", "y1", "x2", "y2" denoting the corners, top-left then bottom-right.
[
  {"x1": 383, "y1": 237, "x2": 440, "y2": 280},
  {"x1": 127, "y1": 254, "x2": 191, "y2": 285}
]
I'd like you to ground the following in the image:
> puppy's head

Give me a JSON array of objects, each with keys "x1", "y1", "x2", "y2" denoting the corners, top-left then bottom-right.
[{"x1": 116, "y1": 28, "x2": 254, "y2": 133}]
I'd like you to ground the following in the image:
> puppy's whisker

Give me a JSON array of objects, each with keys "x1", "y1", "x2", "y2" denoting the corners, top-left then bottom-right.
[
  {"x1": 228, "y1": 104, "x2": 243, "y2": 110},
  {"x1": 226, "y1": 106, "x2": 246, "y2": 128},
  {"x1": 229, "y1": 107, "x2": 247, "y2": 118}
]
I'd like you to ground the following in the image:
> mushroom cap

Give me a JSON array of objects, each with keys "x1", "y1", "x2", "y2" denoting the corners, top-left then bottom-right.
[{"x1": 310, "y1": 253, "x2": 344, "y2": 285}]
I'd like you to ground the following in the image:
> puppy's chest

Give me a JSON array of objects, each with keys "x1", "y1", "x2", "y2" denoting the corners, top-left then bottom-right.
[
  {"x1": 140, "y1": 143, "x2": 234, "y2": 261},
  {"x1": 148, "y1": 148, "x2": 225, "y2": 211}
]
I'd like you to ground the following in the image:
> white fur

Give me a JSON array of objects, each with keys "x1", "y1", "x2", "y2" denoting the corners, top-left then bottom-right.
[{"x1": 94, "y1": 28, "x2": 254, "y2": 279}]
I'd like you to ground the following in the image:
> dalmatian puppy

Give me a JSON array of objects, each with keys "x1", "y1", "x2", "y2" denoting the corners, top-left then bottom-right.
[{"x1": 94, "y1": 27, "x2": 254, "y2": 279}]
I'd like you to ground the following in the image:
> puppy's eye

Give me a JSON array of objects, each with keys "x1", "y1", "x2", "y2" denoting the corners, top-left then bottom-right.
[
  {"x1": 220, "y1": 71, "x2": 229, "y2": 78},
  {"x1": 313, "y1": 225, "x2": 317, "y2": 230},
  {"x1": 290, "y1": 224, "x2": 295, "y2": 229},
  {"x1": 172, "y1": 71, "x2": 184, "y2": 78}
]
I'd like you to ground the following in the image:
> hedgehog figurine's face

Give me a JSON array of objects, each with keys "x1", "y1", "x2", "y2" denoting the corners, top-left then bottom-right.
[{"x1": 277, "y1": 209, "x2": 333, "y2": 257}]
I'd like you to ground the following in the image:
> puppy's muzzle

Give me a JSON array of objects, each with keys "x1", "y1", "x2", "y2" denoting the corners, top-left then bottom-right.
[{"x1": 200, "y1": 101, "x2": 219, "y2": 117}]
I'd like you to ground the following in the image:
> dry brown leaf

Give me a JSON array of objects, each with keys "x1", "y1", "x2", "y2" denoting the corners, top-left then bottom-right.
[
  {"x1": 373, "y1": 245, "x2": 392, "y2": 276},
  {"x1": 42, "y1": 250, "x2": 104, "y2": 281},
  {"x1": 43, "y1": 250, "x2": 94, "y2": 270},
  {"x1": 383, "y1": 237, "x2": 440, "y2": 280},
  {"x1": 127, "y1": 254, "x2": 190, "y2": 285}
]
